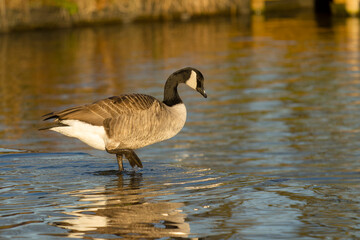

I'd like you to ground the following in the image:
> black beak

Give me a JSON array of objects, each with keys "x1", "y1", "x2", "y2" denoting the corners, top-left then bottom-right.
[{"x1": 197, "y1": 88, "x2": 207, "y2": 98}]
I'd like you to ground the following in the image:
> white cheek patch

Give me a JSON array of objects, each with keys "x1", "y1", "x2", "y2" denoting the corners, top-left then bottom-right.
[{"x1": 186, "y1": 70, "x2": 197, "y2": 90}]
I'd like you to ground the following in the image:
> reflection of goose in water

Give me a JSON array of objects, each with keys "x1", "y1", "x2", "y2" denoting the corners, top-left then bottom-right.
[{"x1": 53, "y1": 173, "x2": 191, "y2": 239}]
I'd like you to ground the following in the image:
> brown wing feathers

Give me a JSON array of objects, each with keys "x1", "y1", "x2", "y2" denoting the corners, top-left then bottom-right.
[{"x1": 42, "y1": 94, "x2": 157, "y2": 127}]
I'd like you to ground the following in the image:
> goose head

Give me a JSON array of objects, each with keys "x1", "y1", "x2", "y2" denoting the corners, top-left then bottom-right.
[
  {"x1": 163, "y1": 67, "x2": 207, "y2": 106},
  {"x1": 170, "y1": 67, "x2": 207, "y2": 98},
  {"x1": 184, "y1": 67, "x2": 207, "y2": 98}
]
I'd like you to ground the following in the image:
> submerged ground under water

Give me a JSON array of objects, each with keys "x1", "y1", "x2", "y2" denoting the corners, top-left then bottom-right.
[{"x1": 1, "y1": 13, "x2": 360, "y2": 239}]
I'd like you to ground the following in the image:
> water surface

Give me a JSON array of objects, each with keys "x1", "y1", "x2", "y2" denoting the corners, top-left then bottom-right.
[{"x1": 1, "y1": 14, "x2": 360, "y2": 239}]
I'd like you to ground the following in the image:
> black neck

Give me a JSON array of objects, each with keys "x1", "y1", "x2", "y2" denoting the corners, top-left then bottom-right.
[{"x1": 163, "y1": 77, "x2": 183, "y2": 106}]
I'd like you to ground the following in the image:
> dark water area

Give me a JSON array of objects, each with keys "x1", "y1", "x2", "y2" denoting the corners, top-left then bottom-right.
[{"x1": 1, "y1": 13, "x2": 360, "y2": 239}]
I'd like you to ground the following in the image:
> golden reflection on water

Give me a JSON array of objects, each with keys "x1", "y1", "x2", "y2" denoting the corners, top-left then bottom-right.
[
  {"x1": 0, "y1": 18, "x2": 239, "y2": 150},
  {"x1": 0, "y1": 16, "x2": 359, "y2": 152},
  {"x1": 56, "y1": 174, "x2": 190, "y2": 239},
  {"x1": 1, "y1": 15, "x2": 360, "y2": 239}
]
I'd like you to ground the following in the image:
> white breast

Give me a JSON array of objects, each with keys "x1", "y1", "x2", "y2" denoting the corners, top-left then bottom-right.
[
  {"x1": 168, "y1": 103, "x2": 187, "y2": 127},
  {"x1": 162, "y1": 103, "x2": 187, "y2": 139}
]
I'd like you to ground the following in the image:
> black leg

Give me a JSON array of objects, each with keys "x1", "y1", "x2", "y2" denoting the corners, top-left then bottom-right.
[
  {"x1": 123, "y1": 150, "x2": 143, "y2": 168},
  {"x1": 106, "y1": 148, "x2": 143, "y2": 170},
  {"x1": 116, "y1": 154, "x2": 124, "y2": 171}
]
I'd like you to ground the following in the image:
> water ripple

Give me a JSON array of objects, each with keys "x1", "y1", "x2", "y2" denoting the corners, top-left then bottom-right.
[{"x1": 2, "y1": 15, "x2": 360, "y2": 239}]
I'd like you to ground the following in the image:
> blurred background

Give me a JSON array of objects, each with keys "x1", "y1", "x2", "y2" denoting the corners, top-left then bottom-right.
[
  {"x1": 1, "y1": 0, "x2": 360, "y2": 239},
  {"x1": 0, "y1": 0, "x2": 359, "y2": 32}
]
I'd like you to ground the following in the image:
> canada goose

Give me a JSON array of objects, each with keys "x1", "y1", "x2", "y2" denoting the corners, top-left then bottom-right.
[{"x1": 41, "y1": 67, "x2": 207, "y2": 171}]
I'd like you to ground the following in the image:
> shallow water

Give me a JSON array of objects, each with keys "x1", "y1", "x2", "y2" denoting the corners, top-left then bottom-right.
[{"x1": 1, "y1": 13, "x2": 360, "y2": 239}]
